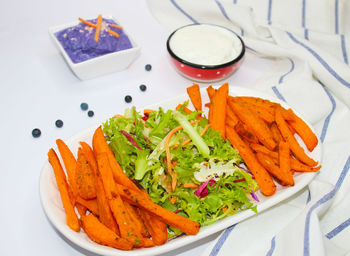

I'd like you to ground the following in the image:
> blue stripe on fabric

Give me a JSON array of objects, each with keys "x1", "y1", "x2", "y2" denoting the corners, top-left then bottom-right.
[
  {"x1": 326, "y1": 217, "x2": 350, "y2": 239},
  {"x1": 287, "y1": 32, "x2": 350, "y2": 88},
  {"x1": 302, "y1": 0, "x2": 306, "y2": 27},
  {"x1": 335, "y1": 0, "x2": 339, "y2": 34},
  {"x1": 209, "y1": 224, "x2": 236, "y2": 256},
  {"x1": 279, "y1": 58, "x2": 295, "y2": 83},
  {"x1": 303, "y1": 156, "x2": 350, "y2": 256},
  {"x1": 304, "y1": 29, "x2": 309, "y2": 40},
  {"x1": 341, "y1": 35, "x2": 349, "y2": 64},
  {"x1": 272, "y1": 86, "x2": 286, "y2": 102},
  {"x1": 307, "y1": 188, "x2": 311, "y2": 203},
  {"x1": 319, "y1": 83, "x2": 336, "y2": 143},
  {"x1": 266, "y1": 236, "x2": 276, "y2": 256},
  {"x1": 240, "y1": 28, "x2": 244, "y2": 37},
  {"x1": 169, "y1": 0, "x2": 199, "y2": 24},
  {"x1": 267, "y1": 0, "x2": 273, "y2": 25},
  {"x1": 215, "y1": 0, "x2": 230, "y2": 20},
  {"x1": 233, "y1": 0, "x2": 238, "y2": 4}
]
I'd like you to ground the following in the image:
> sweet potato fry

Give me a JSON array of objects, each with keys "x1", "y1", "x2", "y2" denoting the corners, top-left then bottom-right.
[
  {"x1": 275, "y1": 106, "x2": 318, "y2": 167},
  {"x1": 95, "y1": 175, "x2": 119, "y2": 234},
  {"x1": 206, "y1": 85, "x2": 216, "y2": 100},
  {"x1": 229, "y1": 99, "x2": 276, "y2": 150},
  {"x1": 225, "y1": 126, "x2": 276, "y2": 196},
  {"x1": 256, "y1": 152, "x2": 294, "y2": 186},
  {"x1": 232, "y1": 96, "x2": 276, "y2": 115},
  {"x1": 137, "y1": 207, "x2": 168, "y2": 245},
  {"x1": 76, "y1": 196, "x2": 99, "y2": 216},
  {"x1": 290, "y1": 159, "x2": 322, "y2": 172},
  {"x1": 92, "y1": 126, "x2": 139, "y2": 191},
  {"x1": 115, "y1": 184, "x2": 200, "y2": 235},
  {"x1": 97, "y1": 152, "x2": 142, "y2": 246},
  {"x1": 210, "y1": 83, "x2": 229, "y2": 138},
  {"x1": 279, "y1": 141, "x2": 293, "y2": 176},
  {"x1": 56, "y1": 139, "x2": 78, "y2": 199},
  {"x1": 250, "y1": 143, "x2": 275, "y2": 155},
  {"x1": 124, "y1": 202, "x2": 149, "y2": 238},
  {"x1": 80, "y1": 213, "x2": 132, "y2": 250},
  {"x1": 79, "y1": 141, "x2": 98, "y2": 175},
  {"x1": 250, "y1": 143, "x2": 321, "y2": 172},
  {"x1": 75, "y1": 148, "x2": 96, "y2": 199},
  {"x1": 48, "y1": 148, "x2": 80, "y2": 232},
  {"x1": 236, "y1": 100, "x2": 274, "y2": 124},
  {"x1": 138, "y1": 190, "x2": 168, "y2": 245},
  {"x1": 285, "y1": 108, "x2": 318, "y2": 152},
  {"x1": 270, "y1": 122, "x2": 283, "y2": 143},
  {"x1": 226, "y1": 104, "x2": 239, "y2": 128},
  {"x1": 235, "y1": 121, "x2": 259, "y2": 144},
  {"x1": 187, "y1": 84, "x2": 202, "y2": 111}
]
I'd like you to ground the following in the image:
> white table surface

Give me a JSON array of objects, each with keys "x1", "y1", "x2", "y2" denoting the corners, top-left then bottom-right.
[{"x1": 0, "y1": 0, "x2": 274, "y2": 255}]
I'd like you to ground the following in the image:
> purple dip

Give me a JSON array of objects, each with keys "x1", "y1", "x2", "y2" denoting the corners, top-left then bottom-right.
[{"x1": 55, "y1": 18, "x2": 133, "y2": 63}]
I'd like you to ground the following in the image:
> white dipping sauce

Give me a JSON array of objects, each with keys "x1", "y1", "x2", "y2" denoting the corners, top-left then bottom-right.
[{"x1": 169, "y1": 24, "x2": 242, "y2": 66}]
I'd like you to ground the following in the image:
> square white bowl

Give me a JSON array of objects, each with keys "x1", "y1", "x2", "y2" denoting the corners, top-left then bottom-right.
[{"x1": 49, "y1": 16, "x2": 141, "y2": 80}]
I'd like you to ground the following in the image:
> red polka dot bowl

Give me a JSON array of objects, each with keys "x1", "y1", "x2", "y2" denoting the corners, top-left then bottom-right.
[{"x1": 166, "y1": 24, "x2": 245, "y2": 83}]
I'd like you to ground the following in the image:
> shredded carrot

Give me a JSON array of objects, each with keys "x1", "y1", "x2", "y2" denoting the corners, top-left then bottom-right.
[
  {"x1": 114, "y1": 114, "x2": 124, "y2": 119},
  {"x1": 200, "y1": 124, "x2": 211, "y2": 136},
  {"x1": 79, "y1": 17, "x2": 120, "y2": 39},
  {"x1": 94, "y1": 14, "x2": 103, "y2": 42},
  {"x1": 110, "y1": 24, "x2": 123, "y2": 29},
  {"x1": 170, "y1": 197, "x2": 177, "y2": 204},
  {"x1": 176, "y1": 104, "x2": 193, "y2": 114},
  {"x1": 165, "y1": 121, "x2": 200, "y2": 191},
  {"x1": 165, "y1": 126, "x2": 183, "y2": 185},
  {"x1": 107, "y1": 29, "x2": 120, "y2": 38},
  {"x1": 78, "y1": 17, "x2": 97, "y2": 28},
  {"x1": 144, "y1": 109, "x2": 155, "y2": 114},
  {"x1": 183, "y1": 183, "x2": 199, "y2": 189},
  {"x1": 222, "y1": 206, "x2": 228, "y2": 213}
]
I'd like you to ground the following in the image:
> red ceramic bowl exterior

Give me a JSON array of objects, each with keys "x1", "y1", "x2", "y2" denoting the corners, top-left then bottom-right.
[
  {"x1": 167, "y1": 24, "x2": 245, "y2": 83},
  {"x1": 170, "y1": 56, "x2": 243, "y2": 82}
]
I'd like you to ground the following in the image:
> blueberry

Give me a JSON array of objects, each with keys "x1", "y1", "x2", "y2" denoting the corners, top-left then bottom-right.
[
  {"x1": 139, "y1": 84, "x2": 147, "y2": 92},
  {"x1": 145, "y1": 64, "x2": 152, "y2": 71},
  {"x1": 125, "y1": 95, "x2": 132, "y2": 103},
  {"x1": 32, "y1": 128, "x2": 41, "y2": 138},
  {"x1": 55, "y1": 119, "x2": 64, "y2": 128},
  {"x1": 88, "y1": 110, "x2": 94, "y2": 117},
  {"x1": 80, "y1": 102, "x2": 88, "y2": 111}
]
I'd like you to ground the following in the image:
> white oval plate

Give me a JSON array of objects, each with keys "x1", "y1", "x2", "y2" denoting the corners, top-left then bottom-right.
[{"x1": 40, "y1": 86, "x2": 322, "y2": 256}]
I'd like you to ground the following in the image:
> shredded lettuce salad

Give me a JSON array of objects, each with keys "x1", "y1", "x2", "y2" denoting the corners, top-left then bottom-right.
[{"x1": 102, "y1": 102, "x2": 258, "y2": 237}]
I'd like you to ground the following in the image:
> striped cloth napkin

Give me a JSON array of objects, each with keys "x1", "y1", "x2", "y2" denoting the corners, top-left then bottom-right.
[{"x1": 147, "y1": 0, "x2": 350, "y2": 255}]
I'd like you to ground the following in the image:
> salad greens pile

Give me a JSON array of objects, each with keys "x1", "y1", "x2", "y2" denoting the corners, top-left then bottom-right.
[{"x1": 102, "y1": 103, "x2": 258, "y2": 235}]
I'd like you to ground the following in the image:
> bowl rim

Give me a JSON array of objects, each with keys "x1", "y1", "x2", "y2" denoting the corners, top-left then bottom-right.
[{"x1": 166, "y1": 23, "x2": 245, "y2": 70}]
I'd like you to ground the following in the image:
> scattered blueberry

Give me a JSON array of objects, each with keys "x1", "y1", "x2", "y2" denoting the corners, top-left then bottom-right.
[
  {"x1": 145, "y1": 64, "x2": 152, "y2": 71},
  {"x1": 55, "y1": 119, "x2": 64, "y2": 128},
  {"x1": 139, "y1": 84, "x2": 147, "y2": 92},
  {"x1": 125, "y1": 95, "x2": 132, "y2": 103},
  {"x1": 80, "y1": 102, "x2": 89, "y2": 111},
  {"x1": 88, "y1": 110, "x2": 94, "y2": 117},
  {"x1": 32, "y1": 128, "x2": 41, "y2": 138}
]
